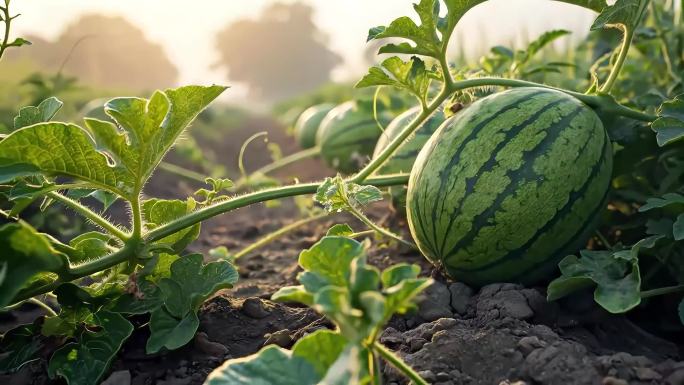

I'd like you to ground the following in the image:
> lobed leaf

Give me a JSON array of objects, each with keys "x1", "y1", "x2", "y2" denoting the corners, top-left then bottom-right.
[
  {"x1": 299, "y1": 236, "x2": 365, "y2": 287},
  {"x1": 0, "y1": 85, "x2": 226, "y2": 200},
  {"x1": 591, "y1": 0, "x2": 647, "y2": 31},
  {"x1": 651, "y1": 96, "x2": 684, "y2": 147},
  {"x1": 548, "y1": 236, "x2": 663, "y2": 313},
  {"x1": 356, "y1": 56, "x2": 434, "y2": 103},
  {"x1": 315, "y1": 175, "x2": 383, "y2": 213},
  {"x1": 0, "y1": 321, "x2": 43, "y2": 373},
  {"x1": 48, "y1": 311, "x2": 133, "y2": 385},
  {"x1": 326, "y1": 223, "x2": 355, "y2": 237},
  {"x1": 0, "y1": 222, "x2": 67, "y2": 307},
  {"x1": 367, "y1": 0, "x2": 485, "y2": 58},
  {"x1": 158, "y1": 253, "x2": 238, "y2": 316},
  {"x1": 205, "y1": 345, "x2": 320, "y2": 385},
  {"x1": 146, "y1": 308, "x2": 199, "y2": 354},
  {"x1": 143, "y1": 198, "x2": 200, "y2": 253},
  {"x1": 638, "y1": 192, "x2": 684, "y2": 212},
  {"x1": 13, "y1": 97, "x2": 63, "y2": 130}
]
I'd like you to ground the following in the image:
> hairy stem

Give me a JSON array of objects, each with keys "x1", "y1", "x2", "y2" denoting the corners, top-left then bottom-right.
[
  {"x1": 147, "y1": 174, "x2": 409, "y2": 243},
  {"x1": 233, "y1": 212, "x2": 328, "y2": 259},
  {"x1": 47, "y1": 191, "x2": 129, "y2": 240},
  {"x1": 10, "y1": 242, "x2": 137, "y2": 304},
  {"x1": 130, "y1": 195, "x2": 142, "y2": 240},
  {"x1": 373, "y1": 342, "x2": 429, "y2": 385}
]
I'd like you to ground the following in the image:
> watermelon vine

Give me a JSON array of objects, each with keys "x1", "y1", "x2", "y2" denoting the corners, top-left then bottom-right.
[{"x1": 1, "y1": 0, "x2": 683, "y2": 384}]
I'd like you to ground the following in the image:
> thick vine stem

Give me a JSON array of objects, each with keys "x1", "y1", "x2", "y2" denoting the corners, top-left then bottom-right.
[
  {"x1": 9, "y1": 241, "x2": 138, "y2": 304},
  {"x1": 47, "y1": 191, "x2": 129, "y2": 241},
  {"x1": 146, "y1": 174, "x2": 409, "y2": 243},
  {"x1": 373, "y1": 342, "x2": 429, "y2": 385}
]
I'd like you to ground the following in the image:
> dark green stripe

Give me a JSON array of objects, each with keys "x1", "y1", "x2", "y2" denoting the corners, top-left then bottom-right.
[
  {"x1": 322, "y1": 119, "x2": 378, "y2": 145},
  {"x1": 449, "y1": 128, "x2": 608, "y2": 273},
  {"x1": 506, "y1": 159, "x2": 611, "y2": 282},
  {"x1": 423, "y1": 90, "x2": 549, "y2": 254},
  {"x1": 438, "y1": 103, "x2": 582, "y2": 257},
  {"x1": 423, "y1": 93, "x2": 564, "y2": 255}
]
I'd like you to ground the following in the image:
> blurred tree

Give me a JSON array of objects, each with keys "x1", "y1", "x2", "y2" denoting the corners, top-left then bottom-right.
[
  {"x1": 5, "y1": 14, "x2": 177, "y2": 90},
  {"x1": 214, "y1": 2, "x2": 342, "y2": 101}
]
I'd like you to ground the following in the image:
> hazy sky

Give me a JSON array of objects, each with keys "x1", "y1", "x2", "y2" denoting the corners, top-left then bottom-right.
[{"x1": 12, "y1": 1, "x2": 597, "y2": 101}]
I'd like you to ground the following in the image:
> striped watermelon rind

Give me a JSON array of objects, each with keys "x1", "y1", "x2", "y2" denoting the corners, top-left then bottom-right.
[
  {"x1": 317, "y1": 101, "x2": 392, "y2": 174},
  {"x1": 372, "y1": 106, "x2": 445, "y2": 211},
  {"x1": 407, "y1": 87, "x2": 613, "y2": 286},
  {"x1": 294, "y1": 103, "x2": 335, "y2": 149}
]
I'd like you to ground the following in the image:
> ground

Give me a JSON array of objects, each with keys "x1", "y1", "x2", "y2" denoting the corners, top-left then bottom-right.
[{"x1": 1, "y1": 115, "x2": 682, "y2": 385}]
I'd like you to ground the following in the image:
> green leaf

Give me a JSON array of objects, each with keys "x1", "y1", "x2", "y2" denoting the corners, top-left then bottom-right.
[
  {"x1": 41, "y1": 307, "x2": 93, "y2": 338},
  {"x1": 6, "y1": 37, "x2": 31, "y2": 48},
  {"x1": 0, "y1": 85, "x2": 225, "y2": 199},
  {"x1": 651, "y1": 96, "x2": 684, "y2": 147},
  {"x1": 146, "y1": 308, "x2": 200, "y2": 354},
  {"x1": 638, "y1": 192, "x2": 684, "y2": 211},
  {"x1": 143, "y1": 198, "x2": 200, "y2": 253},
  {"x1": 367, "y1": 0, "x2": 485, "y2": 58},
  {"x1": 69, "y1": 232, "x2": 113, "y2": 263},
  {"x1": 674, "y1": 214, "x2": 684, "y2": 241},
  {"x1": 315, "y1": 175, "x2": 383, "y2": 213},
  {"x1": 158, "y1": 253, "x2": 238, "y2": 317},
  {"x1": 0, "y1": 222, "x2": 67, "y2": 307},
  {"x1": 205, "y1": 345, "x2": 320, "y2": 385},
  {"x1": 548, "y1": 237, "x2": 662, "y2": 313},
  {"x1": 348, "y1": 257, "x2": 381, "y2": 300},
  {"x1": 591, "y1": 0, "x2": 647, "y2": 32},
  {"x1": 319, "y1": 344, "x2": 371, "y2": 385},
  {"x1": 381, "y1": 263, "x2": 420, "y2": 287},
  {"x1": 299, "y1": 236, "x2": 365, "y2": 288},
  {"x1": 382, "y1": 265, "x2": 432, "y2": 316},
  {"x1": 272, "y1": 285, "x2": 314, "y2": 305},
  {"x1": 13, "y1": 97, "x2": 63, "y2": 130},
  {"x1": 557, "y1": 0, "x2": 607, "y2": 12},
  {"x1": 0, "y1": 122, "x2": 126, "y2": 194},
  {"x1": 0, "y1": 321, "x2": 43, "y2": 373},
  {"x1": 356, "y1": 56, "x2": 433, "y2": 103},
  {"x1": 48, "y1": 311, "x2": 133, "y2": 385},
  {"x1": 291, "y1": 330, "x2": 348, "y2": 378},
  {"x1": 517, "y1": 29, "x2": 571, "y2": 66},
  {"x1": 326, "y1": 223, "x2": 354, "y2": 237},
  {"x1": 108, "y1": 278, "x2": 163, "y2": 315}
]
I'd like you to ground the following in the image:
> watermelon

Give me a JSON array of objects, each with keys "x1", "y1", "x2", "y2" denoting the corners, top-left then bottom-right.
[
  {"x1": 317, "y1": 101, "x2": 392, "y2": 174},
  {"x1": 372, "y1": 106, "x2": 445, "y2": 211},
  {"x1": 293, "y1": 103, "x2": 335, "y2": 149},
  {"x1": 407, "y1": 87, "x2": 613, "y2": 286}
]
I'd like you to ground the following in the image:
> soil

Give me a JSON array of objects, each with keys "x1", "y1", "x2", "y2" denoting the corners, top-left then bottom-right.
[{"x1": 2, "y1": 115, "x2": 683, "y2": 385}]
